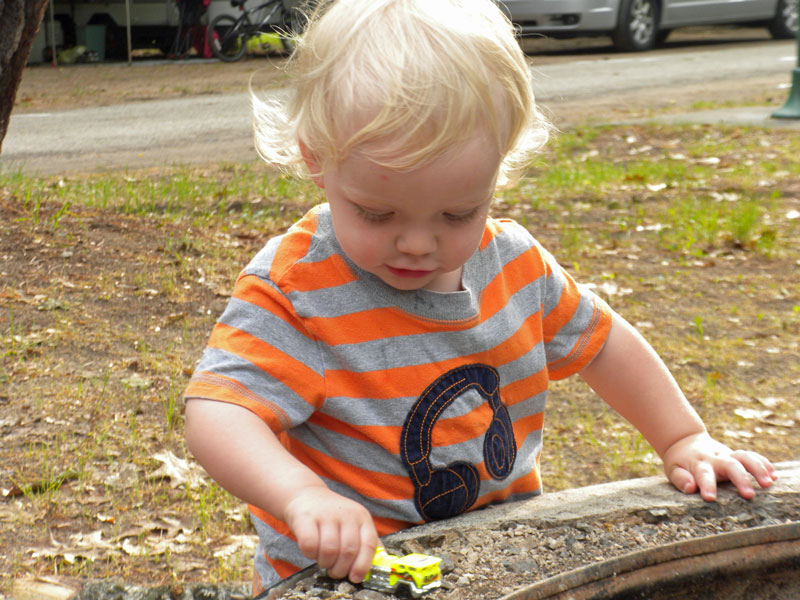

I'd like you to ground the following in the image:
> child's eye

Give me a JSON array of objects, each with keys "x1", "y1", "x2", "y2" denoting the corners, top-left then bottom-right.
[
  {"x1": 355, "y1": 204, "x2": 393, "y2": 223},
  {"x1": 444, "y1": 207, "x2": 480, "y2": 223}
]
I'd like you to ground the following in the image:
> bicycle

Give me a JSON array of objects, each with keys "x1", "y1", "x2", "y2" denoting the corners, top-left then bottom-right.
[{"x1": 207, "y1": 0, "x2": 303, "y2": 62}]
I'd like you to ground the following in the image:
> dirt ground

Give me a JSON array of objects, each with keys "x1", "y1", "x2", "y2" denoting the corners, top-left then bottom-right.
[{"x1": 3, "y1": 26, "x2": 800, "y2": 599}]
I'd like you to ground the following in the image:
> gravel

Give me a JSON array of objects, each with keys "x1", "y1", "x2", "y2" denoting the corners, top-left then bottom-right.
[
  {"x1": 269, "y1": 494, "x2": 799, "y2": 600},
  {"x1": 71, "y1": 464, "x2": 800, "y2": 600}
]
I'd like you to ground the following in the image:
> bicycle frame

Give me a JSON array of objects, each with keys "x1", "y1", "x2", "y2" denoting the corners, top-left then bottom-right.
[
  {"x1": 235, "y1": 0, "x2": 287, "y2": 36},
  {"x1": 209, "y1": 0, "x2": 295, "y2": 61}
]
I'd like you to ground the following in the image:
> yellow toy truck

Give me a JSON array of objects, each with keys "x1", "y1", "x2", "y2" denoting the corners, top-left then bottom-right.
[{"x1": 363, "y1": 546, "x2": 442, "y2": 598}]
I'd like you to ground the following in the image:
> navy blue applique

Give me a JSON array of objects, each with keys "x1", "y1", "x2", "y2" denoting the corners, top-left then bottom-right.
[{"x1": 401, "y1": 364, "x2": 517, "y2": 522}]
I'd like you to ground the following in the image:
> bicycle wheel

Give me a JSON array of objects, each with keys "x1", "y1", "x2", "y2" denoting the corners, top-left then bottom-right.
[{"x1": 208, "y1": 14, "x2": 247, "y2": 62}]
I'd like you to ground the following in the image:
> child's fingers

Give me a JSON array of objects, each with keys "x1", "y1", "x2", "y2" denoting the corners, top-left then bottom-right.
[
  {"x1": 713, "y1": 455, "x2": 756, "y2": 500},
  {"x1": 348, "y1": 524, "x2": 379, "y2": 583},
  {"x1": 326, "y1": 523, "x2": 361, "y2": 580},
  {"x1": 691, "y1": 460, "x2": 720, "y2": 501},
  {"x1": 315, "y1": 520, "x2": 343, "y2": 571},
  {"x1": 671, "y1": 460, "x2": 718, "y2": 501},
  {"x1": 731, "y1": 449, "x2": 777, "y2": 489},
  {"x1": 293, "y1": 518, "x2": 322, "y2": 562}
]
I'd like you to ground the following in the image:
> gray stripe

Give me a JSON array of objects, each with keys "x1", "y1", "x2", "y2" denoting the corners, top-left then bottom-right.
[
  {"x1": 543, "y1": 292, "x2": 598, "y2": 365},
  {"x1": 324, "y1": 478, "x2": 421, "y2": 523},
  {"x1": 251, "y1": 516, "x2": 313, "y2": 589},
  {"x1": 321, "y1": 395, "x2": 420, "y2": 427},
  {"x1": 293, "y1": 402, "x2": 543, "y2": 483},
  {"x1": 292, "y1": 424, "x2": 409, "y2": 477},
  {"x1": 195, "y1": 347, "x2": 315, "y2": 426},
  {"x1": 217, "y1": 295, "x2": 324, "y2": 377},
  {"x1": 242, "y1": 235, "x2": 284, "y2": 279},
  {"x1": 498, "y1": 345, "x2": 546, "y2": 388},
  {"x1": 318, "y1": 278, "x2": 548, "y2": 373},
  {"x1": 507, "y1": 392, "x2": 547, "y2": 421}
]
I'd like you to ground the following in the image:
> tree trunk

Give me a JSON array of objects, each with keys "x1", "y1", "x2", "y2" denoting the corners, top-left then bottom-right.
[{"x1": 0, "y1": 0, "x2": 49, "y2": 153}]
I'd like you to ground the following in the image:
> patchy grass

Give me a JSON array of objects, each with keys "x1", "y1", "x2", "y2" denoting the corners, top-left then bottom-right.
[{"x1": 1, "y1": 123, "x2": 799, "y2": 591}]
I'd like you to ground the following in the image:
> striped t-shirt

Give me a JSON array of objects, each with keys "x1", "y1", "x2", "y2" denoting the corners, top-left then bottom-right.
[{"x1": 184, "y1": 203, "x2": 612, "y2": 589}]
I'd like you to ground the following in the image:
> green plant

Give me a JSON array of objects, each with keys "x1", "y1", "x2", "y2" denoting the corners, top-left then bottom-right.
[
  {"x1": 692, "y1": 316, "x2": 704, "y2": 338},
  {"x1": 162, "y1": 379, "x2": 182, "y2": 432}
]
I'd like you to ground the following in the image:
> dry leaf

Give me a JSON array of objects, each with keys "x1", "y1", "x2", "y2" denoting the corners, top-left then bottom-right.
[
  {"x1": 213, "y1": 535, "x2": 258, "y2": 559},
  {"x1": 755, "y1": 397, "x2": 784, "y2": 408},
  {"x1": 584, "y1": 281, "x2": 633, "y2": 298},
  {"x1": 723, "y1": 430, "x2": 755, "y2": 440},
  {"x1": 114, "y1": 516, "x2": 195, "y2": 541},
  {"x1": 734, "y1": 408, "x2": 772, "y2": 421},
  {"x1": 105, "y1": 462, "x2": 140, "y2": 489},
  {"x1": 29, "y1": 530, "x2": 117, "y2": 563},
  {"x1": 148, "y1": 451, "x2": 207, "y2": 489},
  {"x1": 121, "y1": 375, "x2": 153, "y2": 390}
]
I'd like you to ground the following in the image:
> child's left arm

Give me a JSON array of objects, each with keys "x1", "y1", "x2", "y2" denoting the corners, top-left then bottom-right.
[{"x1": 579, "y1": 311, "x2": 776, "y2": 501}]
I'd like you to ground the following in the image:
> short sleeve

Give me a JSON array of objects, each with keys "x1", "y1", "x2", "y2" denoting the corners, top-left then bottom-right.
[
  {"x1": 184, "y1": 271, "x2": 325, "y2": 433},
  {"x1": 538, "y1": 244, "x2": 612, "y2": 380}
]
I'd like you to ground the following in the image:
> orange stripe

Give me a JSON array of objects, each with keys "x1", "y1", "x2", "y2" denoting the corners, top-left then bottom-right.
[
  {"x1": 268, "y1": 209, "x2": 318, "y2": 285},
  {"x1": 308, "y1": 412, "x2": 403, "y2": 449},
  {"x1": 479, "y1": 220, "x2": 496, "y2": 251},
  {"x1": 267, "y1": 556, "x2": 306, "y2": 580},
  {"x1": 471, "y1": 311, "x2": 542, "y2": 365},
  {"x1": 512, "y1": 411, "x2": 544, "y2": 448},
  {"x1": 310, "y1": 401, "x2": 541, "y2": 461},
  {"x1": 476, "y1": 471, "x2": 541, "y2": 506},
  {"x1": 306, "y1": 305, "x2": 475, "y2": 345},
  {"x1": 279, "y1": 253, "x2": 359, "y2": 293},
  {"x1": 249, "y1": 502, "x2": 413, "y2": 543},
  {"x1": 250, "y1": 504, "x2": 294, "y2": 538},
  {"x1": 324, "y1": 311, "x2": 543, "y2": 401},
  {"x1": 207, "y1": 322, "x2": 324, "y2": 410},
  {"x1": 184, "y1": 374, "x2": 290, "y2": 432},
  {"x1": 232, "y1": 273, "x2": 303, "y2": 330},
  {"x1": 541, "y1": 270, "x2": 581, "y2": 343},
  {"x1": 500, "y1": 369, "x2": 548, "y2": 407},
  {"x1": 548, "y1": 298, "x2": 612, "y2": 380},
  {"x1": 251, "y1": 501, "x2": 412, "y2": 538},
  {"x1": 374, "y1": 514, "x2": 418, "y2": 534},
  {"x1": 430, "y1": 403, "x2": 495, "y2": 448},
  {"x1": 290, "y1": 440, "x2": 415, "y2": 501},
  {"x1": 478, "y1": 250, "x2": 547, "y2": 321}
]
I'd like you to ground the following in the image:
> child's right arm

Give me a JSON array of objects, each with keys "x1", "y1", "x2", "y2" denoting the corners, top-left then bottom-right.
[{"x1": 184, "y1": 398, "x2": 379, "y2": 583}]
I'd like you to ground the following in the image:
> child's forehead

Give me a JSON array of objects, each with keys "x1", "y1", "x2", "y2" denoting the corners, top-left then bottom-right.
[
  {"x1": 334, "y1": 134, "x2": 503, "y2": 193},
  {"x1": 311, "y1": 97, "x2": 510, "y2": 169}
]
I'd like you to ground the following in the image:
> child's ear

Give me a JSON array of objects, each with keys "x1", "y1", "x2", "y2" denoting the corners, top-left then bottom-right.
[{"x1": 299, "y1": 140, "x2": 325, "y2": 188}]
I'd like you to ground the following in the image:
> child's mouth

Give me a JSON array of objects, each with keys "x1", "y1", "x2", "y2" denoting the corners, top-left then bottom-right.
[{"x1": 387, "y1": 266, "x2": 433, "y2": 278}]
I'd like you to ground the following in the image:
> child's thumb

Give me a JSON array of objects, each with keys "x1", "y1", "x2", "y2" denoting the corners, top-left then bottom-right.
[{"x1": 667, "y1": 465, "x2": 697, "y2": 494}]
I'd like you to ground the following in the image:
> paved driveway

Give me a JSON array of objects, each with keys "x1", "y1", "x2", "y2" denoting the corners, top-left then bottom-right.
[{"x1": 2, "y1": 41, "x2": 797, "y2": 175}]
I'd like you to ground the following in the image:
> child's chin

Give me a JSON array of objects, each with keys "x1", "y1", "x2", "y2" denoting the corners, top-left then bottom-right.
[
  {"x1": 383, "y1": 277, "x2": 430, "y2": 291},
  {"x1": 376, "y1": 271, "x2": 433, "y2": 291}
]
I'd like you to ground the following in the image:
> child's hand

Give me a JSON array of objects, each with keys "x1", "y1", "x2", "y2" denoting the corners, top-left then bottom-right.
[
  {"x1": 662, "y1": 432, "x2": 776, "y2": 501},
  {"x1": 283, "y1": 486, "x2": 379, "y2": 583}
]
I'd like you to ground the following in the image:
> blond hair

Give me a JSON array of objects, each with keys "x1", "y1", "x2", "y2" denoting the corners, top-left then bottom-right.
[{"x1": 252, "y1": 0, "x2": 550, "y2": 187}]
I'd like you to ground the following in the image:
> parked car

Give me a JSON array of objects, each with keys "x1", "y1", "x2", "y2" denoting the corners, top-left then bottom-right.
[{"x1": 496, "y1": 0, "x2": 798, "y2": 51}]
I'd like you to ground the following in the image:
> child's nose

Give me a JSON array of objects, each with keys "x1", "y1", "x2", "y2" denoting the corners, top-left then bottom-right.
[{"x1": 396, "y1": 228, "x2": 436, "y2": 256}]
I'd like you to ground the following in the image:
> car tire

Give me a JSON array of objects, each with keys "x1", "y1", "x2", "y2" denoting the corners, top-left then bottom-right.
[
  {"x1": 767, "y1": 0, "x2": 798, "y2": 39},
  {"x1": 611, "y1": 0, "x2": 659, "y2": 52}
]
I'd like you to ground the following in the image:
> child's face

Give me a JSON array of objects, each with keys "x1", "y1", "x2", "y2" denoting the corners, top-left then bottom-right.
[{"x1": 310, "y1": 137, "x2": 501, "y2": 292}]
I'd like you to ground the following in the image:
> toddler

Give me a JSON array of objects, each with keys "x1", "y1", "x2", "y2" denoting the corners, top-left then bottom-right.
[{"x1": 184, "y1": 0, "x2": 776, "y2": 594}]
